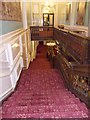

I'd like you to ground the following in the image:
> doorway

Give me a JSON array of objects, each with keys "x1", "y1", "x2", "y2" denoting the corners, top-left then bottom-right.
[{"x1": 43, "y1": 13, "x2": 54, "y2": 26}]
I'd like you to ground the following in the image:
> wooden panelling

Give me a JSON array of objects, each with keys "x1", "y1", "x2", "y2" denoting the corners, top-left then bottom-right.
[
  {"x1": 54, "y1": 28, "x2": 89, "y2": 64},
  {"x1": 46, "y1": 27, "x2": 90, "y2": 107},
  {"x1": 30, "y1": 26, "x2": 54, "y2": 40}
]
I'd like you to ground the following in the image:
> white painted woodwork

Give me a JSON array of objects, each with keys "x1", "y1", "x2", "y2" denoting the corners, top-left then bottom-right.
[
  {"x1": 22, "y1": 1, "x2": 28, "y2": 29},
  {"x1": 19, "y1": 29, "x2": 31, "y2": 69},
  {"x1": 0, "y1": 27, "x2": 38, "y2": 102}
]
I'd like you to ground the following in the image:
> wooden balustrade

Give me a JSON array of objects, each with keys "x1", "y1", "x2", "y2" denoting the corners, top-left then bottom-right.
[
  {"x1": 30, "y1": 26, "x2": 54, "y2": 40},
  {"x1": 53, "y1": 27, "x2": 90, "y2": 107},
  {"x1": 72, "y1": 64, "x2": 90, "y2": 107},
  {"x1": 48, "y1": 48, "x2": 90, "y2": 107},
  {"x1": 54, "y1": 28, "x2": 90, "y2": 64},
  {"x1": 30, "y1": 26, "x2": 90, "y2": 107}
]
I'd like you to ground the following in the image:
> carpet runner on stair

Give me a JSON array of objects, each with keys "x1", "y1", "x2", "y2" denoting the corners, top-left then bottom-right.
[{"x1": 2, "y1": 44, "x2": 89, "y2": 118}]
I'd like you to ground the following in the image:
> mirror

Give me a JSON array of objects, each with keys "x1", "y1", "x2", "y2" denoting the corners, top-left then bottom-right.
[{"x1": 43, "y1": 13, "x2": 54, "y2": 26}]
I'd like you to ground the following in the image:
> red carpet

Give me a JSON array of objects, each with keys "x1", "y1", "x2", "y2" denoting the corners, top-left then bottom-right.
[{"x1": 2, "y1": 44, "x2": 88, "y2": 118}]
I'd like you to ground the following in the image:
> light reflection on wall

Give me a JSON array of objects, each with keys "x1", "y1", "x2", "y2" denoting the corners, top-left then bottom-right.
[{"x1": 43, "y1": 0, "x2": 55, "y2": 13}]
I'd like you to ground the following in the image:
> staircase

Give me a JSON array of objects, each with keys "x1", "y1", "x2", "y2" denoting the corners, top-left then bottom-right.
[{"x1": 2, "y1": 44, "x2": 88, "y2": 118}]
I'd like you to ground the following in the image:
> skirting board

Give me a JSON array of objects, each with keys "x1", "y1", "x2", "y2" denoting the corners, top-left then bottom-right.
[{"x1": 0, "y1": 87, "x2": 13, "y2": 103}]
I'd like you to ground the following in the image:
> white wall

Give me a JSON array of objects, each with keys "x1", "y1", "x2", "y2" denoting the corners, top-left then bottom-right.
[
  {"x1": 58, "y1": 3, "x2": 67, "y2": 25},
  {"x1": 26, "y1": 2, "x2": 32, "y2": 25},
  {"x1": 27, "y1": 1, "x2": 59, "y2": 26},
  {"x1": 57, "y1": 2, "x2": 89, "y2": 27}
]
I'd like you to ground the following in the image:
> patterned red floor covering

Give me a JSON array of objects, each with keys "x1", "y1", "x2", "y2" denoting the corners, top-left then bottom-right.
[{"x1": 2, "y1": 44, "x2": 89, "y2": 118}]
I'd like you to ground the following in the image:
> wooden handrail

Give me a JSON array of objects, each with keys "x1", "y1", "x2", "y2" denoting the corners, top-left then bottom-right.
[
  {"x1": 30, "y1": 26, "x2": 54, "y2": 40},
  {"x1": 54, "y1": 27, "x2": 90, "y2": 64},
  {"x1": 72, "y1": 64, "x2": 90, "y2": 74}
]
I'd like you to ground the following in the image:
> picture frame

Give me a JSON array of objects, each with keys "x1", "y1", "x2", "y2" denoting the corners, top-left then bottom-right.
[
  {"x1": 0, "y1": 1, "x2": 22, "y2": 21},
  {"x1": 76, "y1": 2, "x2": 86, "y2": 25},
  {"x1": 66, "y1": 3, "x2": 71, "y2": 22}
]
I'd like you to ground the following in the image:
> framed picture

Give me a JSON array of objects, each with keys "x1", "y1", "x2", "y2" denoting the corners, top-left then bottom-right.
[
  {"x1": 0, "y1": 1, "x2": 22, "y2": 21},
  {"x1": 76, "y1": 2, "x2": 86, "y2": 25},
  {"x1": 66, "y1": 3, "x2": 71, "y2": 22}
]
